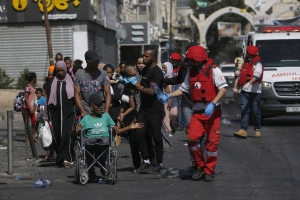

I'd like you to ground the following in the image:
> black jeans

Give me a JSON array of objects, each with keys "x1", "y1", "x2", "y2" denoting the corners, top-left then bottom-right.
[{"x1": 136, "y1": 110, "x2": 164, "y2": 163}]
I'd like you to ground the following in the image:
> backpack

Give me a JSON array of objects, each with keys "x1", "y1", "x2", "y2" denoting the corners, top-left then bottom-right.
[{"x1": 13, "y1": 85, "x2": 31, "y2": 112}]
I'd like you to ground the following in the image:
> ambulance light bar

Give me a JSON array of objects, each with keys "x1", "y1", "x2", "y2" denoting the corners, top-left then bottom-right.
[{"x1": 260, "y1": 26, "x2": 300, "y2": 33}]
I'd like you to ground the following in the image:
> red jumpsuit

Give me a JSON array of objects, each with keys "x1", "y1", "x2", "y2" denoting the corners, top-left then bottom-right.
[{"x1": 186, "y1": 60, "x2": 224, "y2": 175}]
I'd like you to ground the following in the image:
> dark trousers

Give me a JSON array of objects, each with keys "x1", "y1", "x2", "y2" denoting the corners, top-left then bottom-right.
[
  {"x1": 136, "y1": 110, "x2": 164, "y2": 163},
  {"x1": 128, "y1": 129, "x2": 141, "y2": 169}
]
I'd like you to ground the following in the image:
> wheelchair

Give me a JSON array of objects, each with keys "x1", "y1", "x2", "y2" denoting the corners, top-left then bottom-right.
[{"x1": 74, "y1": 126, "x2": 117, "y2": 185}]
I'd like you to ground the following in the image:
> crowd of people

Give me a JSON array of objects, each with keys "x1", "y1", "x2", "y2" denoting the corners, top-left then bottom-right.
[{"x1": 21, "y1": 43, "x2": 263, "y2": 183}]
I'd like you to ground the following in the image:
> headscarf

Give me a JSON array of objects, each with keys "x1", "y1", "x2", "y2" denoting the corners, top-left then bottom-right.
[
  {"x1": 163, "y1": 62, "x2": 173, "y2": 78},
  {"x1": 48, "y1": 61, "x2": 74, "y2": 105}
]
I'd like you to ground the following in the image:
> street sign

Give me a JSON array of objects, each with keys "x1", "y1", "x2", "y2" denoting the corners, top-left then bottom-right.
[{"x1": 119, "y1": 22, "x2": 150, "y2": 46}]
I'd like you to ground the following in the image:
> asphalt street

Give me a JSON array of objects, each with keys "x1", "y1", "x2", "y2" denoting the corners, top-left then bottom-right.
[{"x1": 0, "y1": 97, "x2": 300, "y2": 200}]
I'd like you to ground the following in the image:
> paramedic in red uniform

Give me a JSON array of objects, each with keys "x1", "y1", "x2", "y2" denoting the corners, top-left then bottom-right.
[
  {"x1": 233, "y1": 45, "x2": 263, "y2": 138},
  {"x1": 157, "y1": 46, "x2": 228, "y2": 182}
]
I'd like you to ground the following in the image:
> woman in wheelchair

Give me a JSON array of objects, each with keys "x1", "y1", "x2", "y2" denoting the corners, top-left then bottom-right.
[{"x1": 71, "y1": 94, "x2": 143, "y2": 182}]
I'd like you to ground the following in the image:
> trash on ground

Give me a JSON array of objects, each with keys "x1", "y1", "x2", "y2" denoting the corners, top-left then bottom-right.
[
  {"x1": 15, "y1": 175, "x2": 23, "y2": 179},
  {"x1": 160, "y1": 166, "x2": 195, "y2": 179},
  {"x1": 221, "y1": 118, "x2": 232, "y2": 125},
  {"x1": 34, "y1": 179, "x2": 51, "y2": 188}
]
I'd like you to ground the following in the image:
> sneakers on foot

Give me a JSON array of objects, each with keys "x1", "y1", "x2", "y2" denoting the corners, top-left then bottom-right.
[
  {"x1": 192, "y1": 168, "x2": 204, "y2": 180},
  {"x1": 234, "y1": 129, "x2": 248, "y2": 138},
  {"x1": 169, "y1": 133, "x2": 174, "y2": 137},
  {"x1": 204, "y1": 174, "x2": 214, "y2": 182},
  {"x1": 254, "y1": 129, "x2": 261, "y2": 138},
  {"x1": 138, "y1": 163, "x2": 153, "y2": 174},
  {"x1": 152, "y1": 163, "x2": 164, "y2": 173}
]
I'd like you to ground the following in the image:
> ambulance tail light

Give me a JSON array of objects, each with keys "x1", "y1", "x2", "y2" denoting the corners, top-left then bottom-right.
[{"x1": 260, "y1": 26, "x2": 300, "y2": 33}]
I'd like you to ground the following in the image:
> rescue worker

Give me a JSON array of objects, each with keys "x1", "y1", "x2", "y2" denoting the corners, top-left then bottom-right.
[
  {"x1": 157, "y1": 46, "x2": 228, "y2": 182},
  {"x1": 233, "y1": 45, "x2": 263, "y2": 138}
]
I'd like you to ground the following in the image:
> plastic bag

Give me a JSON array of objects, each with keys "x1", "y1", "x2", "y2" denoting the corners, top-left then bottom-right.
[{"x1": 38, "y1": 121, "x2": 52, "y2": 149}]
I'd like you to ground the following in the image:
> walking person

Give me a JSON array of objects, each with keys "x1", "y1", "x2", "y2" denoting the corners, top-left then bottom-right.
[
  {"x1": 162, "y1": 62, "x2": 179, "y2": 137},
  {"x1": 47, "y1": 61, "x2": 76, "y2": 168},
  {"x1": 158, "y1": 46, "x2": 228, "y2": 181},
  {"x1": 133, "y1": 46, "x2": 165, "y2": 173},
  {"x1": 23, "y1": 72, "x2": 39, "y2": 143},
  {"x1": 74, "y1": 50, "x2": 111, "y2": 117},
  {"x1": 233, "y1": 45, "x2": 263, "y2": 138}
]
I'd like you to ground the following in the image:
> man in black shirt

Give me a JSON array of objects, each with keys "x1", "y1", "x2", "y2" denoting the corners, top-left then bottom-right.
[{"x1": 136, "y1": 46, "x2": 165, "y2": 173}]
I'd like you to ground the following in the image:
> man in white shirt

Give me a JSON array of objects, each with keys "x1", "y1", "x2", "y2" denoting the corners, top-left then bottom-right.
[
  {"x1": 233, "y1": 46, "x2": 263, "y2": 138},
  {"x1": 157, "y1": 46, "x2": 227, "y2": 182}
]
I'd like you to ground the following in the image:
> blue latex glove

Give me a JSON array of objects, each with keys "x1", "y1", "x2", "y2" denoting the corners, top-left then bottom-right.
[
  {"x1": 129, "y1": 77, "x2": 137, "y2": 85},
  {"x1": 157, "y1": 93, "x2": 170, "y2": 104},
  {"x1": 205, "y1": 102, "x2": 215, "y2": 117}
]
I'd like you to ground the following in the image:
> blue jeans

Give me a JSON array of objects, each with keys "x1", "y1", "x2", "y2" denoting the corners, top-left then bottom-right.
[{"x1": 239, "y1": 91, "x2": 261, "y2": 130}]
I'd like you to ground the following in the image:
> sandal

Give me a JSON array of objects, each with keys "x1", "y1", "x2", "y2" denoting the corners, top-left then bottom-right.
[{"x1": 63, "y1": 161, "x2": 73, "y2": 169}]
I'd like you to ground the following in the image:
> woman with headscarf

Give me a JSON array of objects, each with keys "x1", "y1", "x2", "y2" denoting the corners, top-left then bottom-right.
[
  {"x1": 48, "y1": 61, "x2": 76, "y2": 168},
  {"x1": 162, "y1": 62, "x2": 180, "y2": 137}
]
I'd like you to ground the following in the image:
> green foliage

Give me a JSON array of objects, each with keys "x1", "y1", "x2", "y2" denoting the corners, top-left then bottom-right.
[
  {"x1": 189, "y1": 0, "x2": 250, "y2": 63},
  {"x1": 0, "y1": 68, "x2": 14, "y2": 89},
  {"x1": 16, "y1": 68, "x2": 29, "y2": 89}
]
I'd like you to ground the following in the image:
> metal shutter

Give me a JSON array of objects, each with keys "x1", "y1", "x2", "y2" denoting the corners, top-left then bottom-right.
[
  {"x1": 0, "y1": 25, "x2": 73, "y2": 83},
  {"x1": 88, "y1": 22, "x2": 117, "y2": 67}
]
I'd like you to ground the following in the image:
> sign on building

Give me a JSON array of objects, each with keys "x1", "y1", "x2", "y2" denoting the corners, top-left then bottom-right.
[
  {"x1": 254, "y1": 15, "x2": 271, "y2": 25},
  {"x1": 0, "y1": 0, "x2": 7, "y2": 23},
  {"x1": 119, "y1": 22, "x2": 150, "y2": 46},
  {"x1": 217, "y1": 22, "x2": 241, "y2": 37}
]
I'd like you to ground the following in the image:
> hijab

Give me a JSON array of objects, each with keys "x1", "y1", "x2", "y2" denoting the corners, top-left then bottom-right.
[
  {"x1": 48, "y1": 61, "x2": 74, "y2": 105},
  {"x1": 163, "y1": 62, "x2": 173, "y2": 78}
]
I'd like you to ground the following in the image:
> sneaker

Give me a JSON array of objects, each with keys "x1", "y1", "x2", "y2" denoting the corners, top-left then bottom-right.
[
  {"x1": 192, "y1": 168, "x2": 204, "y2": 180},
  {"x1": 204, "y1": 174, "x2": 214, "y2": 182},
  {"x1": 152, "y1": 163, "x2": 164, "y2": 173},
  {"x1": 254, "y1": 129, "x2": 261, "y2": 138},
  {"x1": 169, "y1": 133, "x2": 174, "y2": 137},
  {"x1": 234, "y1": 129, "x2": 248, "y2": 138},
  {"x1": 138, "y1": 163, "x2": 153, "y2": 174}
]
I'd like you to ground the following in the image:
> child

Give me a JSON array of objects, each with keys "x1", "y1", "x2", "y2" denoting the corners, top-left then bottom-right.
[
  {"x1": 71, "y1": 94, "x2": 143, "y2": 182},
  {"x1": 234, "y1": 47, "x2": 244, "y2": 71},
  {"x1": 23, "y1": 72, "x2": 39, "y2": 143},
  {"x1": 118, "y1": 65, "x2": 142, "y2": 122},
  {"x1": 35, "y1": 88, "x2": 45, "y2": 132}
]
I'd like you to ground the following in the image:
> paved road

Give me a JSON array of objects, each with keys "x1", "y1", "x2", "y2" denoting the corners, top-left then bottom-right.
[{"x1": 0, "y1": 101, "x2": 300, "y2": 200}]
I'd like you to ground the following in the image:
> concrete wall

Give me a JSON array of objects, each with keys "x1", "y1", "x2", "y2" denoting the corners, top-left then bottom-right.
[{"x1": 0, "y1": 89, "x2": 24, "y2": 120}]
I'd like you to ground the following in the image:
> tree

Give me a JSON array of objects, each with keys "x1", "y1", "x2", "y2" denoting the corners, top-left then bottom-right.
[
  {"x1": 189, "y1": 0, "x2": 250, "y2": 63},
  {"x1": 16, "y1": 68, "x2": 29, "y2": 89},
  {"x1": 0, "y1": 68, "x2": 14, "y2": 89}
]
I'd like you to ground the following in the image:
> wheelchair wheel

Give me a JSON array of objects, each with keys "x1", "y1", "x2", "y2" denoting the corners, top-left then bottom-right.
[
  {"x1": 74, "y1": 141, "x2": 80, "y2": 184},
  {"x1": 80, "y1": 173, "x2": 89, "y2": 185}
]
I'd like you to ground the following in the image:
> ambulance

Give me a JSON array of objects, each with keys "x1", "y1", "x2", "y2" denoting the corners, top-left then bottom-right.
[{"x1": 241, "y1": 25, "x2": 300, "y2": 121}]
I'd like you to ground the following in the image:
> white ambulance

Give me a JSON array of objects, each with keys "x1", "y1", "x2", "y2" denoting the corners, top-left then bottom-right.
[{"x1": 241, "y1": 25, "x2": 300, "y2": 121}]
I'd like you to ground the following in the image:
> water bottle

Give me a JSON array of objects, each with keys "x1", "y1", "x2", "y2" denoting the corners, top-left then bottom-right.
[
  {"x1": 34, "y1": 179, "x2": 51, "y2": 188},
  {"x1": 151, "y1": 84, "x2": 163, "y2": 95},
  {"x1": 98, "y1": 178, "x2": 108, "y2": 184}
]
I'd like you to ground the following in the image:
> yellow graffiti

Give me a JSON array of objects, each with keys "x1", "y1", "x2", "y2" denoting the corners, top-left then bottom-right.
[
  {"x1": 33, "y1": 0, "x2": 74, "y2": 12},
  {"x1": 12, "y1": 0, "x2": 28, "y2": 11}
]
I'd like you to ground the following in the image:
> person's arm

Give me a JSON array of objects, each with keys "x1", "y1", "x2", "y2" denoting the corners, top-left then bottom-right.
[
  {"x1": 24, "y1": 88, "x2": 34, "y2": 113},
  {"x1": 164, "y1": 64, "x2": 187, "y2": 85},
  {"x1": 212, "y1": 88, "x2": 227, "y2": 105},
  {"x1": 103, "y1": 84, "x2": 112, "y2": 113},
  {"x1": 74, "y1": 85, "x2": 86, "y2": 117},
  {"x1": 114, "y1": 121, "x2": 144, "y2": 135},
  {"x1": 233, "y1": 77, "x2": 240, "y2": 92},
  {"x1": 120, "y1": 97, "x2": 135, "y2": 118}
]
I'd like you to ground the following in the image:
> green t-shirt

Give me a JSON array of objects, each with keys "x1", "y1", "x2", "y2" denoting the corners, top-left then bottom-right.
[{"x1": 80, "y1": 113, "x2": 115, "y2": 138}]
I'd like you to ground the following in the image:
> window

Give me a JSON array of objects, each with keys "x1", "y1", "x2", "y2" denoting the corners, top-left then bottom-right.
[{"x1": 176, "y1": 0, "x2": 189, "y2": 7}]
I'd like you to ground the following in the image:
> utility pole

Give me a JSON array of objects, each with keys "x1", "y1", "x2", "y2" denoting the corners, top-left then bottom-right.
[
  {"x1": 42, "y1": 0, "x2": 54, "y2": 66},
  {"x1": 168, "y1": 0, "x2": 173, "y2": 61}
]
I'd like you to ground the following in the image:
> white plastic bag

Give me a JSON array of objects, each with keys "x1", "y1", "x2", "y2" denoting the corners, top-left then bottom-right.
[{"x1": 38, "y1": 121, "x2": 52, "y2": 148}]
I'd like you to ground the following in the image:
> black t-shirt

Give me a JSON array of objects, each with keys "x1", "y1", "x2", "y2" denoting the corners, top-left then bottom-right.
[{"x1": 140, "y1": 65, "x2": 164, "y2": 113}]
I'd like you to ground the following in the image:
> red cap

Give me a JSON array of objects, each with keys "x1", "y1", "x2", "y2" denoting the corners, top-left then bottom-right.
[
  {"x1": 186, "y1": 46, "x2": 208, "y2": 62},
  {"x1": 247, "y1": 46, "x2": 259, "y2": 56},
  {"x1": 170, "y1": 52, "x2": 182, "y2": 60}
]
